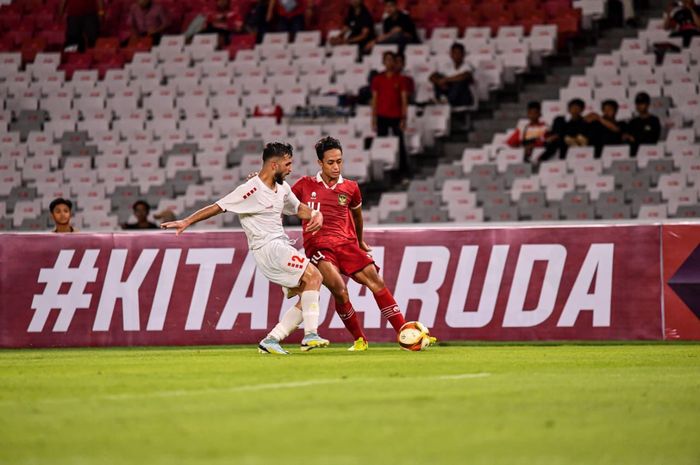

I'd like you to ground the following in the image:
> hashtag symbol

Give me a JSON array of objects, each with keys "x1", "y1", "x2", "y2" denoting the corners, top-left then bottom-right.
[{"x1": 29, "y1": 250, "x2": 100, "y2": 333}]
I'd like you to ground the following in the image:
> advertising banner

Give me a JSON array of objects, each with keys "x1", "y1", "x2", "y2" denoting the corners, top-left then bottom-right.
[
  {"x1": 662, "y1": 224, "x2": 700, "y2": 340},
  {"x1": 0, "y1": 225, "x2": 663, "y2": 348}
]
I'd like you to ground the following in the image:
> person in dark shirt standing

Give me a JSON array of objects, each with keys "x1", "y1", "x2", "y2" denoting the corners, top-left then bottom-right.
[
  {"x1": 60, "y1": 0, "x2": 104, "y2": 52},
  {"x1": 371, "y1": 51, "x2": 410, "y2": 179},
  {"x1": 664, "y1": 0, "x2": 700, "y2": 46},
  {"x1": 122, "y1": 200, "x2": 159, "y2": 230},
  {"x1": 546, "y1": 98, "x2": 591, "y2": 160},
  {"x1": 329, "y1": 0, "x2": 376, "y2": 53},
  {"x1": 586, "y1": 99, "x2": 625, "y2": 158},
  {"x1": 623, "y1": 92, "x2": 662, "y2": 156},
  {"x1": 364, "y1": 0, "x2": 419, "y2": 53}
]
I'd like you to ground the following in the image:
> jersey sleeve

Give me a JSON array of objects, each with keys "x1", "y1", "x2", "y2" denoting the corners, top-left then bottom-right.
[
  {"x1": 282, "y1": 181, "x2": 301, "y2": 216},
  {"x1": 349, "y1": 182, "x2": 362, "y2": 209},
  {"x1": 215, "y1": 182, "x2": 263, "y2": 215}
]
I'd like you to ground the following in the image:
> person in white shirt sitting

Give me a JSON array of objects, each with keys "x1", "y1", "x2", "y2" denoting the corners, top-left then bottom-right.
[{"x1": 429, "y1": 42, "x2": 474, "y2": 107}]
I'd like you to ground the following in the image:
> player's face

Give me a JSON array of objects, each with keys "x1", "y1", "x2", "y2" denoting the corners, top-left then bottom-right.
[
  {"x1": 636, "y1": 102, "x2": 649, "y2": 114},
  {"x1": 51, "y1": 205, "x2": 71, "y2": 226},
  {"x1": 318, "y1": 149, "x2": 343, "y2": 181},
  {"x1": 273, "y1": 154, "x2": 293, "y2": 185}
]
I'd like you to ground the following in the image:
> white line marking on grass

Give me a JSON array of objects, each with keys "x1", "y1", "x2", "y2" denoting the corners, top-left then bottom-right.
[
  {"x1": 101, "y1": 379, "x2": 343, "y2": 401},
  {"x1": 3, "y1": 373, "x2": 491, "y2": 406},
  {"x1": 431, "y1": 373, "x2": 491, "y2": 380}
]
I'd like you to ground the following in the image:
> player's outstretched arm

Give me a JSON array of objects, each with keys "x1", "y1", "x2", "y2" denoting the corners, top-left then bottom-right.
[
  {"x1": 351, "y1": 205, "x2": 371, "y2": 252},
  {"x1": 297, "y1": 203, "x2": 323, "y2": 233},
  {"x1": 161, "y1": 204, "x2": 223, "y2": 235}
]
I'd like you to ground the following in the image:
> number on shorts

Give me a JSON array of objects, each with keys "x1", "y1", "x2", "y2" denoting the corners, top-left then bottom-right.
[
  {"x1": 287, "y1": 254, "x2": 306, "y2": 270},
  {"x1": 310, "y1": 250, "x2": 325, "y2": 265}
]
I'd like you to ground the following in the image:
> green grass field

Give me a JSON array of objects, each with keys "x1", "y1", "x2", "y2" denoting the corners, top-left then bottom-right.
[{"x1": 1, "y1": 343, "x2": 698, "y2": 465}]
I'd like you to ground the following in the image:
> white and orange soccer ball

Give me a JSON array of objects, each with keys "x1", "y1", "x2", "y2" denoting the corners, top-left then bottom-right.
[{"x1": 397, "y1": 321, "x2": 431, "y2": 351}]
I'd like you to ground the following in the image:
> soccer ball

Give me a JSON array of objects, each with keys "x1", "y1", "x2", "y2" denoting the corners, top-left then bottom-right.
[{"x1": 398, "y1": 321, "x2": 431, "y2": 351}]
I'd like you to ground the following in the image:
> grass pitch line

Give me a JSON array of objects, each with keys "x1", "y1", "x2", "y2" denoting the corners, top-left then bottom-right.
[{"x1": 431, "y1": 373, "x2": 491, "y2": 380}]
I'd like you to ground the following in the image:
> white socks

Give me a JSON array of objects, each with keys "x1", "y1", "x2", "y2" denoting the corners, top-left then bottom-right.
[
  {"x1": 300, "y1": 290, "x2": 320, "y2": 335},
  {"x1": 268, "y1": 304, "x2": 303, "y2": 341}
]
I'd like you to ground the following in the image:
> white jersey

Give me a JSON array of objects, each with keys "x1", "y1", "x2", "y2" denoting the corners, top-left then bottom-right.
[{"x1": 216, "y1": 175, "x2": 301, "y2": 250}]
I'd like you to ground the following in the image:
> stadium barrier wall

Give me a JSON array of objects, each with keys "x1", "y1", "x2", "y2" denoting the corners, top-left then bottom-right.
[{"x1": 0, "y1": 223, "x2": 698, "y2": 348}]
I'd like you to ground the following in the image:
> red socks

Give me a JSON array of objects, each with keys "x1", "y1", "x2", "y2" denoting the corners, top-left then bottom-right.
[
  {"x1": 373, "y1": 288, "x2": 406, "y2": 332},
  {"x1": 335, "y1": 300, "x2": 366, "y2": 341}
]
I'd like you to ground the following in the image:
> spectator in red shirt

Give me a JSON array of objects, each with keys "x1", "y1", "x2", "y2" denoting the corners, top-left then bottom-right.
[
  {"x1": 394, "y1": 53, "x2": 415, "y2": 104},
  {"x1": 371, "y1": 51, "x2": 410, "y2": 177},
  {"x1": 506, "y1": 101, "x2": 552, "y2": 162},
  {"x1": 128, "y1": 0, "x2": 170, "y2": 44},
  {"x1": 266, "y1": 0, "x2": 309, "y2": 41},
  {"x1": 204, "y1": 0, "x2": 243, "y2": 46},
  {"x1": 59, "y1": 0, "x2": 104, "y2": 52}
]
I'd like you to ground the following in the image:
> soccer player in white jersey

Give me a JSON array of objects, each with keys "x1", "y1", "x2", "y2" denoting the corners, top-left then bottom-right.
[{"x1": 161, "y1": 142, "x2": 330, "y2": 355}]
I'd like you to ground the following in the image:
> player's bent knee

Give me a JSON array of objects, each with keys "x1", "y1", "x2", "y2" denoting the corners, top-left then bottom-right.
[{"x1": 302, "y1": 263, "x2": 323, "y2": 289}]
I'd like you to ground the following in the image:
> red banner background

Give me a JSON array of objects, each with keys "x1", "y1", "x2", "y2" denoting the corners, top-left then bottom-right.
[
  {"x1": 0, "y1": 225, "x2": 664, "y2": 348},
  {"x1": 662, "y1": 224, "x2": 700, "y2": 340}
]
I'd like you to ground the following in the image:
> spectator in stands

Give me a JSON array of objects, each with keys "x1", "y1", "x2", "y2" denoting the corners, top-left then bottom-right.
[
  {"x1": 329, "y1": 0, "x2": 376, "y2": 53},
  {"x1": 586, "y1": 99, "x2": 626, "y2": 158},
  {"x1": 122, "y1": 200, "x2": 159, "y2": 229},
  {"x1": 394, "y1": 53, "x2": 415, "y2": 103},
  {"x1": 623, "y1": 92, "x2": 662, "y2": 156},
  {"x1": 50, "y1": 198, "x2": 77, "y2": 233},
  {"x1": 266, "y1": 0, "x2": 310, "y2": 41},
  {"x1": 371, "y1": 51, "x2": 410, "y2": 179},
  {"x1": 128, "y1": 0, "x2": 170, "y2": 44},
  {"x1": 245, "y1": 0, "x2": 271, "y2": 43},
  {"x1": 548, "y1": 98, "x2": 590, "y2": 159},
  {"x1": 59, "y1": 0, "x2": 104, "y2": 52},
  {"x1": 664, "y1": 0, "x2": 700, "y2": 47},
  {"x1": 203, "y1": 0, "x2": 242, "y2": 46},
  {"x1": 506, "y1": 101, "x2": 551, "y2": 162},
  {"x1": 364, "y1": 0, "x2": 419, "y2": 53},
  {"x1": 429, "y1": 43, "x2": 474, "y2": 107}
]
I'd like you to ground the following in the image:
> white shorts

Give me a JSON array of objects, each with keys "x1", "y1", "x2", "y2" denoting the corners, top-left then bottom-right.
[{"x1": 251, "y1": 239, "x2": 309, "y2": 294}]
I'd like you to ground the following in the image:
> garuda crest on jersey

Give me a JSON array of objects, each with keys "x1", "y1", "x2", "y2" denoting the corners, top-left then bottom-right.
[{"x1": 337, "y1": 193, "x2": 348, "y2": 206}]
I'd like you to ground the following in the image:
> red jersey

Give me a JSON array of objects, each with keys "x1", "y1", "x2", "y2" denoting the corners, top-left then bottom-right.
[
  {"x1": 291, "y1": 173, "x2": 362, "y2": 250},
  {"x1": 371, "y1": 72, "x2": 407, "y2": 119}
]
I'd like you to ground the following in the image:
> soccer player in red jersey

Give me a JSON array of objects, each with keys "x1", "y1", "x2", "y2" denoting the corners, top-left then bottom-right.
[{"x1": 292, "y1": 136, "x2": 431, "y2": 350}]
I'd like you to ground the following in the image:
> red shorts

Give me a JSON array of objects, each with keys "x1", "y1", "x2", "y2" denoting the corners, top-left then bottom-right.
[{"x1": 306, "y1": 241, "x2": 377, "y2": 278}]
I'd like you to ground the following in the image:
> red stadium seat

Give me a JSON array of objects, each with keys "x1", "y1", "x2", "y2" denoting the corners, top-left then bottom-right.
[
  {"x1": 227, "y1": 34, "x2": 256, "y2": 59},
  {"x1": 20, "y1": 37, "x2": 46, "y2": 64}
]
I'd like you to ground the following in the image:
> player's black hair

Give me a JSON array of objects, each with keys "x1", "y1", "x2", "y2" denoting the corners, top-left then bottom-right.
[
  {"x1": 635, "y1": 92, "x2": 651, "y2": 105},
  {"x1": 385, "y1": 0, "x2": 397, "y2": 5},
  {"x1": 315, "y1": 136, "x2": 343, "y2": 160},
  {"x1": 527, "y1": 101, "x2": 541, "y2": 112},
  {"x1": 132, "y1": 200, "x2": 150, "y2": 212},
  {"x1": 568, "y1": 98, "x2": 585, "y2": 110},
  {"x1": 49, "y1": 198, "x2": 72, "y2": 213},
  {"x1": 262, "y1": 142, "x2": 293, "y2": 162},
  {"x1": 450, "y1": 42, "x2": 466, "y2": 54},
  {"x1": 601, "y1": 99, "x2": 619, "y2": 111},
  {"x1": 382, "y1": 50, "x2": 395, "y2": 60}
]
